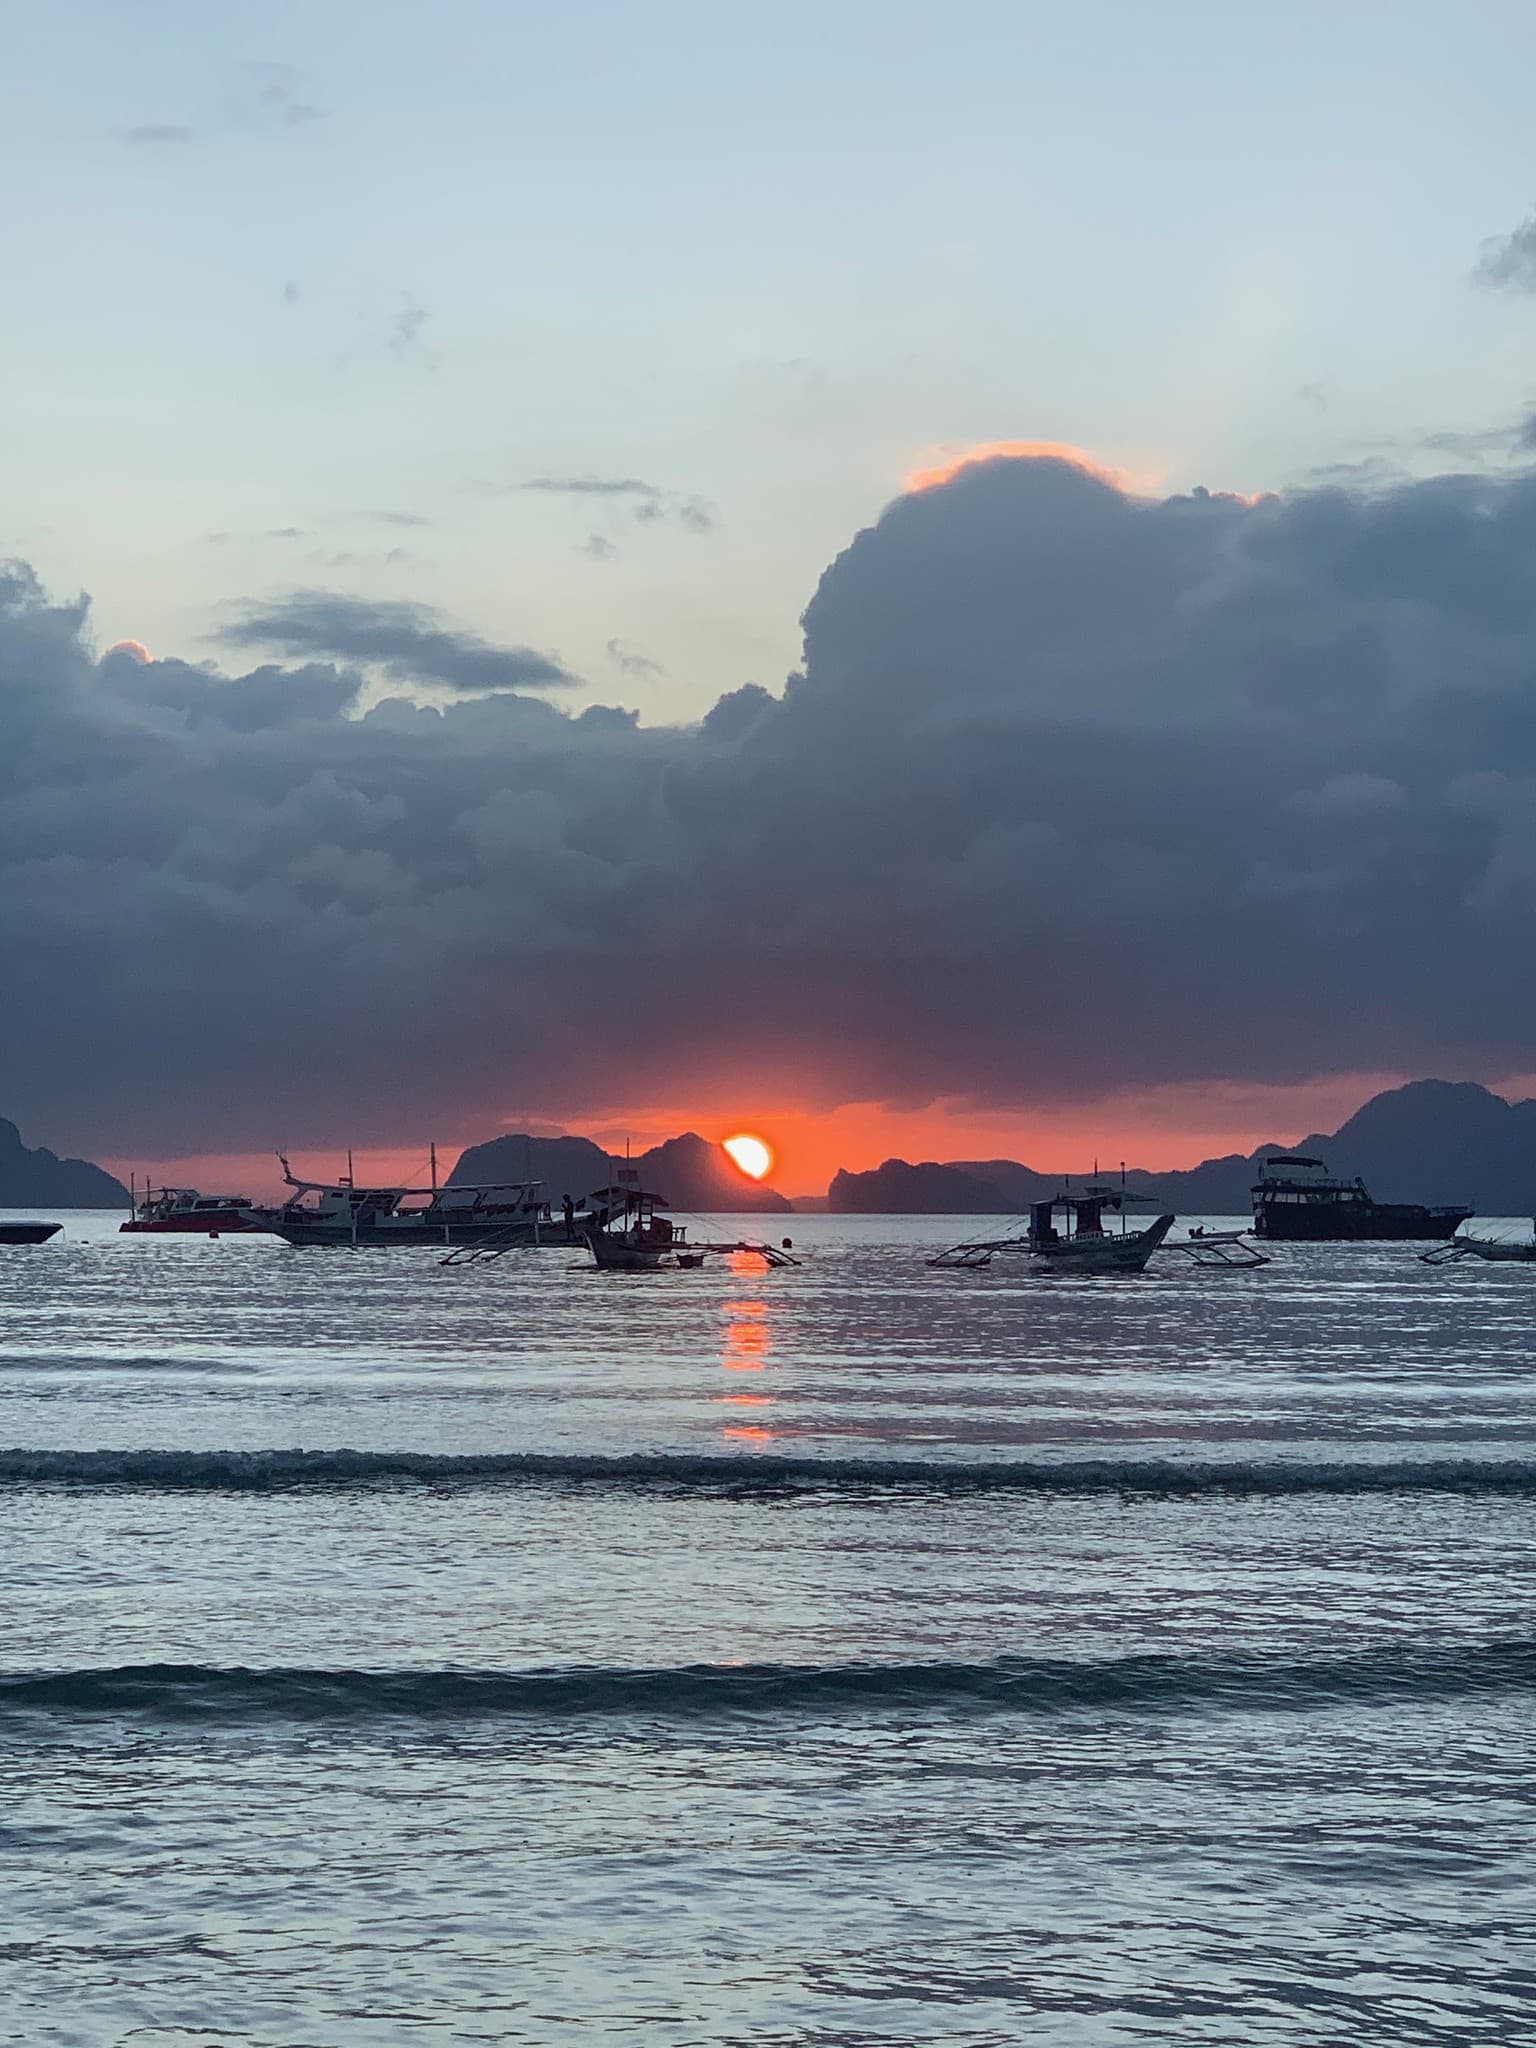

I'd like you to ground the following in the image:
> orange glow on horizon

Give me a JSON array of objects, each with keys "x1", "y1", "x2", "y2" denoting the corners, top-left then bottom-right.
[
  {"x1": 110, "y1": 1068, "x2": 1504, "y2": 1213},
  {"x1": 903, "y1": 440, "x2": 1155, "y2": 496}
]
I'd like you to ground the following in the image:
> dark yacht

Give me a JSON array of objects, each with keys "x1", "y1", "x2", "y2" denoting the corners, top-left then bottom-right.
[{"x1": 1251, "y1": 1155, "x2": 1472, "y2": 1241}]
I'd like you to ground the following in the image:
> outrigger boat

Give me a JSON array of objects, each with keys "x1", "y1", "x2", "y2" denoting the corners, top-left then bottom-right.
[
  {"x1": 581, "y1": 1167, "x2": 800, "y2": 1272},
  {"x1": 1163, "y1": 1225, "x2": 1271, "y2": 1270},
  {"x1": 250, "y1": 1152, "x2": 570, "y2": 1249},
  {"x1": 585, "y1": 1180, "x2": 691, "y2": 1270},
  {"x1": 932, "y1": 1188, "x2": 1177, "y2": 1274},
  {"x1": 1422, "y1": 1226, "x2": 1536, "y2": 1266}
]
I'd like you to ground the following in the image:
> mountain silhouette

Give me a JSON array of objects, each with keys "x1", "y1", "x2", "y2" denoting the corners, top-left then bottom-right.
[
  {"x1": 828, "y1": 1080, "x2": 1536, "y2": 1215},
  {"x1": 0, "y1": 1119, "x2": 128, "y2": 1208},
  {"x1": 450, "y1": 1130, "x2": 791, "y2": 1213},
  {"x1": 828, "y1": 1160, "x2": 1013, "y2": 1213}
]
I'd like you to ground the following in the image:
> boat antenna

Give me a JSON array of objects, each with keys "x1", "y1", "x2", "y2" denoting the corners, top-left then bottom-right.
[
  {"x1": 346, "y1": 1148, "x2": 354, "y2": 1191},
  {"x1": 430, "y1": 1142, "x2": 438, "y2": 1195}
]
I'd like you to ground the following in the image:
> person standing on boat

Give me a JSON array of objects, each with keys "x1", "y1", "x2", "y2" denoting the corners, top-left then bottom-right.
[{"x1": 562, "y1": 1192, "x2": 575, "y2": 1237}]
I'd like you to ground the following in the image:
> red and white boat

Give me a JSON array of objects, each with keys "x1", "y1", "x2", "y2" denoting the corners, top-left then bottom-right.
[{"x1": 120, "y1": 1183, "x2": 266, "y2": 1234}]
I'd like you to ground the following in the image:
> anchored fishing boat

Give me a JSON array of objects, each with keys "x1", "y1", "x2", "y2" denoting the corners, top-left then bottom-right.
[
  {"x1": 580, "y1": 1166, "x2": 800, "y2": 1272},
  {"x1": 120, "y1": 1182, "x2": 265, "y2": 1234},
  {"x1": 1252, "y1": 1155, "x2": 1471, "y2": 1241},
  {"x1": 585, "y1": 1180, "x2": 690, "y2": 1270},
  {"x1": 931, "y1": 1188, "x2": 1175, "y2": 1274},
  {"x1": 1163, "y1": 1226, "x2": 1271, "y2": 1270},
  {"x1": 1422, "y1": 1227, "x2": 1536, "y2": 1266},
  {"x1": 251, "y1": 1152, "x2": 564, "y2": 1249}
]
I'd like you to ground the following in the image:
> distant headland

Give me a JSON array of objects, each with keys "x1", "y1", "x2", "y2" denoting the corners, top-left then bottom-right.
[
  {"x1": 826, "y1": 1080, "x2": 1536, "y2": 1215},
  {"x1": 0, "y1": 1119, "x2": 129, "y2": 1208}
]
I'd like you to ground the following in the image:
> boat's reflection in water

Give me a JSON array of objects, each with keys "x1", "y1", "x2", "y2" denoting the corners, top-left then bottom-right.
[{"x1": 719, "y1": 1259, "x2": 775, "y2": 1439}]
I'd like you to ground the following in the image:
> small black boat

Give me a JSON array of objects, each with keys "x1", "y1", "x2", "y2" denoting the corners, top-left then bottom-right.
[{"x1": 0, "y1": 1221, "x2": 62, "y2": 1245}]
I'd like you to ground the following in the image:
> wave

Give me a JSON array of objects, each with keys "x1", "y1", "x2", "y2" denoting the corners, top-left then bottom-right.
[
  {"x1": 2, "y1": 1643, "x2": 1531, "y2": 1728},
  {"x1": 0, "y1": 1446, "x2": 1533, "y2": 1498}
]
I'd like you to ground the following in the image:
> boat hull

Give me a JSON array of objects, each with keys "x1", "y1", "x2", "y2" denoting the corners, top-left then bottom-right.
[
  {"x1": 1458, "y1": 1239, "x2": 1536, "y2": 1263},
  {"x1": 121, "y1": 1213, "x2": 266, "y2": 1235},
  {"x1": 1255, "y1": 1202, "x2": 1471, "y2": 1242},
  {"x1": 585, "y1": 1230, "x2": 672, "y2": 1270},
  {"x1": 1030, "y1": 1213, "x2": 1175, "y2": 1274},
  {"x1": 0, "y1": 1222, "x2": 62, "y2": 1245},
  {"x1": 267, "y1": 1218, "x2": 575, "y2": 1249}
]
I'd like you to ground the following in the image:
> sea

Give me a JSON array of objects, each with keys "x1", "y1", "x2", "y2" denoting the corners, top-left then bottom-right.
[{"x1": 2, "y1": 1208, "x2": 1534, "y2": 2047}]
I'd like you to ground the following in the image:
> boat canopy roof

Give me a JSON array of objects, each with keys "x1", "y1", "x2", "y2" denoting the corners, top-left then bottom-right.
[{"x1": 588, "y1": 1184, "x2": 670, "y2": 1208}]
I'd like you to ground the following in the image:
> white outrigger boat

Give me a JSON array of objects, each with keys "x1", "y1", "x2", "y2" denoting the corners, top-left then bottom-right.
[
  {"x1": 931, "y1": 1189, "x2": 1177, "y2": 1274},
  {"x1": 251, "y1": 1152, "x2": 565, "y2": 1249},
  {"x1": 1422, "y1": 1226, "x2": 1536, "y2": 1266}
]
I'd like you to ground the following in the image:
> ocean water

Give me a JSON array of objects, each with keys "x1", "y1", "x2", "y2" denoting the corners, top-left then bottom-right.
[{"x1": 2, "y1": 1208, "x2": 1534, "y2": 2046}]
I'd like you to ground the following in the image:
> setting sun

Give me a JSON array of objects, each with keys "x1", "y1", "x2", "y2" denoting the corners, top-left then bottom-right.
[{"x1": 722, "y1": 1133, "x2": 773, "y2": 1181}]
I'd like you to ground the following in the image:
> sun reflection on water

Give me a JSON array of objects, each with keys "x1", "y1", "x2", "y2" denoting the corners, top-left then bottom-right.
[{"x1": 719, "y1": 1291, "x2": 775, "y2": 1441}]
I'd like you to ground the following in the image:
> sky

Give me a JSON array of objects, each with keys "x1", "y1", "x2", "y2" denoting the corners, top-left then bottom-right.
[{"x1": 6, "y1": 0, "x2": 1536, "y2": 1194}]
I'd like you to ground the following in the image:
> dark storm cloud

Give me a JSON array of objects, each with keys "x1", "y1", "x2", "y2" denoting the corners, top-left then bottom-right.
[
  {"x1": 218, "y1": 592, "x2": 573, "y2": 694},
  {"x1": 6, "y1": 448, "x2": 1536, "y2": 1152},
  {"x1": 1473, "y1": 209, "x2": 1536, "y2": 291}
]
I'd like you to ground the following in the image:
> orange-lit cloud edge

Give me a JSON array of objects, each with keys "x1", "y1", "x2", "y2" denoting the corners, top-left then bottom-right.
[{"x1": 903, "y1": 439, "x2": 1162, "y2": 497}]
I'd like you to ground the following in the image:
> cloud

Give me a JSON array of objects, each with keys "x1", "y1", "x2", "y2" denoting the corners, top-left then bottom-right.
[
  {"x1": 217, "y1": 592, "x2": 573, "y2": 694},
  {"x1": 312, "y1": 548, "x2": 413, "y2": 569},
  {"x1": 387, "y1": 296, "x2": 430, "y2": 357},
  {"x1": 205, "y1": 528, "x2": 309, "y2": 545},
  {"x1": 524, "y1": 476, "x2": 661, "y2": 499},
  {"x1": 118, "y1": 123, "x2": 196, "y2": 147},
  {"x1": 242, "y1": 62, "x2": 325, "y2": 129},
  {"x1": 1473, "y1": 210, "x2": 1536, "y2": 291},
  {"x1": 521, "y1": 475, "x2": 717, "y2": 534},
  {"x1": 606, "y1": 639, "x2": 666, "y2": 681},
  {"x1": 7, "y1": 448, "x2": 1536, "y2": 1152},
  {"x1": 116, "y1": 62, "x2": 326, "y2": 149},
  {"x1": 581, "y1": 534, "x2": 618, "y2": 560},
  {"x1": 675, "y1": 497, "x2": 715, "y2": 534}
]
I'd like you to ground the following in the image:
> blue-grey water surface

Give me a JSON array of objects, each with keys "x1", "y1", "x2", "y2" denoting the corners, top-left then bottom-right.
[{"x1": 2, "y1": 1209, "x2": 1534, "y2": 2045}]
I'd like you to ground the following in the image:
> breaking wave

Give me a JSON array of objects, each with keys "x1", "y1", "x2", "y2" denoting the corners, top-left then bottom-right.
[
  {"x1": 2, "y1": 1644, "x2": 1531, "y2": 1728},
  {"x1": 0, "y1": 1446, "x2": 1533, "y2": 1497}
]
